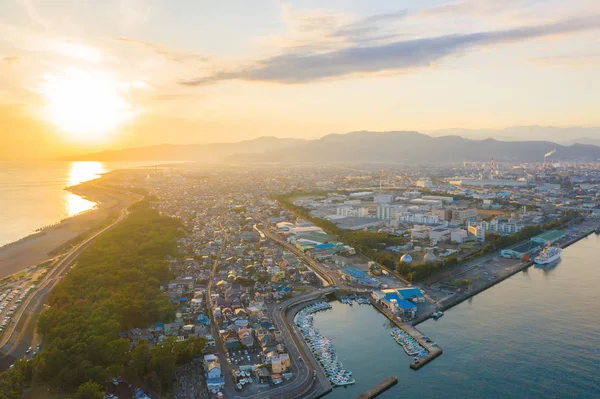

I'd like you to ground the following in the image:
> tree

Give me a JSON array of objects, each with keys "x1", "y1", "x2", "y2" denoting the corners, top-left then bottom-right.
[{"x1": 75, "y1": 381, "x2": 104, "y2": 399}]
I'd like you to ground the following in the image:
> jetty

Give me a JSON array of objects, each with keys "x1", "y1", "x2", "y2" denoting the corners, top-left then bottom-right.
[
  {"x1": 356, "y1": 376, "x2": 398, "y2": 399},
  {"x1": 369, "y1": 297, "x2": 443, "y2": 369}
]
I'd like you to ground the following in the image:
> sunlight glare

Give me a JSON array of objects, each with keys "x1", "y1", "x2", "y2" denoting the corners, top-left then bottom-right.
[
  {"x1": 41, "y1": 68, "x2": 136, "y2": 141},
  {"x1": 68, "y1": 161, "x2": 106, "y2": 186}
]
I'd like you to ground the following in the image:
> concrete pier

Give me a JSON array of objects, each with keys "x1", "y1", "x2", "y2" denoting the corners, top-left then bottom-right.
[
  {"x1": 369, "y1": 297, "x2": 443, "y2": 370},
  {"x1": 356, "y1": 376, "x2": 398, "y2": 399}
]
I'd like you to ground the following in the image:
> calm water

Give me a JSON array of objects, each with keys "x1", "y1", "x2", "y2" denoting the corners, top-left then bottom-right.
[
  {"x1": 0, "y1": 161, "x2": 167, "y2": 247},
  {"x1": 314, "y1": 235, "x2": 600, "y2": 399}
]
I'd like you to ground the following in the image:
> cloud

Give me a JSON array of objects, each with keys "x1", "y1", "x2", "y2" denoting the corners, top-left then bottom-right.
[
  {"x1": 1, "y1": 56, "x2": 20, "y2": 65},
  {"x1": 17, "y1": 0, "x2": 51, "y2": 30},
  {"x1": 527, "y1": 53, "x2": 600, "y2": 67},
  {"x1": 113, "y1": 37, "x2": 209, "y2": 63},
  {"x1": 179, "y1": 15, "x2": 600, "y2": 86}
]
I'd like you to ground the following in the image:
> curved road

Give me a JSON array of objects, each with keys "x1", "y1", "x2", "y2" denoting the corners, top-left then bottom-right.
[{"x1": 233, "y1": 289, "x2": 335, "y2": 399}]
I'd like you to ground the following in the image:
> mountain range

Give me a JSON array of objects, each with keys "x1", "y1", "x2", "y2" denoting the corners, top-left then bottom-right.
[{"x1": 61, "y1": 131, "x2": 600, "y2": 164}]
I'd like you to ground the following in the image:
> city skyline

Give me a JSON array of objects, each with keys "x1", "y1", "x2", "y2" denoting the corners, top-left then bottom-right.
[{"x1": 1, "y1": 0, "x2": 600, "y2": 159}]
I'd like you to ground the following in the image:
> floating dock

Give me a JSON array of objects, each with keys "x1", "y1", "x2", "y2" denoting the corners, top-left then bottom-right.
[{"x1": 356, "y1": 376, "x2": 398, "y2": 399}]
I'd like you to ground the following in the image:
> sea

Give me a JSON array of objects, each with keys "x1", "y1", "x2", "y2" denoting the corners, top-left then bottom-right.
[
  {"x1": 314, "y1": 235, "x2": 600, "y2": 399},
  {"x1": 0, "y1": 161, "x2": 170, "y2": 247}
]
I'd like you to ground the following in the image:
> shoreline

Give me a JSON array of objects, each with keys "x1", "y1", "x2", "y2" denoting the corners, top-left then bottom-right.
[
  {"x1": 0, "y1": 176, "x2": 138, "y2": 280},
  {"x1": 412, "y1": 222, "x2": 597, "y2": 326}
]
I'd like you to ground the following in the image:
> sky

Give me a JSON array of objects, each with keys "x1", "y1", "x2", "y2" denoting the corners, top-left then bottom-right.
[{"x1": 1, "y1": 0, "x2": 600, "y2": 159}]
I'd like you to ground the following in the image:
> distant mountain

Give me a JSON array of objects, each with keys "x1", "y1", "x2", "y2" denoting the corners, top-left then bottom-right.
[
  {"x1": 59, "y1": 136, "x2": 307, "y2": 162},
  {"x1": 63, "y1": 131, "x2": 600, "y2": 164},
  {"x1": 429, "y1": 126, "x2": 600, "y2": 144},
  {"x1": 228, "y1": 131, "x2": 600, "y2": 164},
  {"x1": 564, "y1": 137, "x2": 600, "y2": 147}
]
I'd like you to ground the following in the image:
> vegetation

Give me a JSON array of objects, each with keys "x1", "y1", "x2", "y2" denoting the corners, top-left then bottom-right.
[
  {"x1": 129, "y1": 337, "x2": 207, "y2": 393},
  {"x1": 0, "y1": 360, "x2": 32, "y2": 399},
  {"x1": 25, "y1": 199, "x2": 200, "y2": 395}
]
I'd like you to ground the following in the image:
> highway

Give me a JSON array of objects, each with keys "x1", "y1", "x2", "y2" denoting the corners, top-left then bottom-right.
[{"x1": 0, "y1": 192, "x2": 141, "y2": 369}]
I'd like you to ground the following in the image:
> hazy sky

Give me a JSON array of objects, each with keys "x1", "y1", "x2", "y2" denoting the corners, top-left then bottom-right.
[{"x1": 1, "y1": 0, "x2": 600, "y2": 159}]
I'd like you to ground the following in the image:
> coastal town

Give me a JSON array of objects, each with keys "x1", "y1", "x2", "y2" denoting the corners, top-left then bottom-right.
[
  {"x1": 2, "y1": 160, "x2": 600, "y2": 399},
  {"x1": 102, "y1": 161, "x2": 600, "y2": 398}
]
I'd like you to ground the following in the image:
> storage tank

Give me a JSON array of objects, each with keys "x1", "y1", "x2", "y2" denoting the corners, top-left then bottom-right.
[
  {"x1": 400, "y1": 254, "x2": 413, "y2": 264},
  {"x1": 424, "y1": 252, "x2": 437, "y2": 264}
]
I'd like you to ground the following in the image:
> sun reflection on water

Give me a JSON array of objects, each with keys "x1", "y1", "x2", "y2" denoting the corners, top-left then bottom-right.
[
  {"x1": 65, "y1": 162, "x2": 105, "y2": 216},
  {"x1": 68, "y1": 161, "x2": 105, "y2": 186}
]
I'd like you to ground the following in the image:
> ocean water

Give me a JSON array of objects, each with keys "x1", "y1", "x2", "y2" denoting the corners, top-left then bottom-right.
[
  {"x1": 314, "y1": 235, "x2": 600, "y2": 399},
  {"x1": 0, "y1": 161, "x2": 166, "y2": 247}
]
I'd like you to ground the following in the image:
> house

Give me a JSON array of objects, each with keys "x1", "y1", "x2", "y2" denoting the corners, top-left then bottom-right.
[
  {"x1": 222, "y1": 329, "x2": 241, "y2": 349},
  {"x1": 207, "y1": 361, "x2": 221, "y2": 379},
  {"x1": 238, "y1": 328, "x2": 255, "y2": 347}
]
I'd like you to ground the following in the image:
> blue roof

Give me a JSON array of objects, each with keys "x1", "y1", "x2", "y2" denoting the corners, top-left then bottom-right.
[
  {"x1": 397, "y1": 288, "x2": 424, "y2": 299},
  {"x1": 314, "y1": 243, "x2": 335, "y2": 250},
  {"x1": 384, "y1": 292, "x2": 401, "y2": 303},
  {"x1": 397, "y1": 299, "x2": 417, "y2": 309},
  {"x1": 344, "y1": 268, "x2": 370, "y2": 278}
]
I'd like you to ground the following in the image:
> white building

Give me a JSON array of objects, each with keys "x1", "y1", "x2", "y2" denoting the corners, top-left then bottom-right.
[
  {"x1": 450, "y1": 229, "x2": 468, "y2": 243},
  {"x1": 398, "y1": 213, "x2": 439, "y2": 225},
  {"x1": 376, "y1": 204, "x2": 396, "y2": 220},
  {"x1": 411, "y1": 225, "x2": 431, "y2": 240},
  {"x1": 430, "y1": 228, "x2": 451, "y2": 242},
  {"x1": 336, "y1": 206, "x2": 368, "y2": 217},
  {"x1": 374, "y1": 194, "x2": 394, "y2": 204},
  {"x1": 468, "y1": 219, "x2": 524, "y2": 235},
  {"x1": 468, "y1": 225, "x2": 485, "y2": 242}
]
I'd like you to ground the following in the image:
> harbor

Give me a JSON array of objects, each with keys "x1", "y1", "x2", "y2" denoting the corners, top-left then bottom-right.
[
  {"x1": 294, "y1": 302, "x2": 356, "y2": 387},
  {"x1": 302, "y1": 233, "x2": 600, "y2": 398}
]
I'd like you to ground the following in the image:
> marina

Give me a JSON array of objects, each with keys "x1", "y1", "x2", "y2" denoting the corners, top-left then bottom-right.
[
  {"x1": 311, "y1": 234, "x2": 600, "y2": 399},
  {"x1": 294, "y1": 302, "x2": 356, "y2": 387}
]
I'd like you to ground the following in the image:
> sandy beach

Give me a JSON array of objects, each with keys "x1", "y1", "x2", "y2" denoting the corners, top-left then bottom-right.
[{"x1": 0, "y1": 178, "x2": 137, "y2": 280}]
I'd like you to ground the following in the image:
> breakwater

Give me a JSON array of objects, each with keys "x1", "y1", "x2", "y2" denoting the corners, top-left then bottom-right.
[{"x1": 356, "y1": 376, "x2": 398, "y2": 399}]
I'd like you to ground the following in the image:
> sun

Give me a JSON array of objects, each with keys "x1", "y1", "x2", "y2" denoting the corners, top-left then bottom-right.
[{"x1": 40, "y1": 68, "x2": 135, "y2": 141}]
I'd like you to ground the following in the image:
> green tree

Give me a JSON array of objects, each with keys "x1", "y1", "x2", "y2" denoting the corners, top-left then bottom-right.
[{"x1": 75, "y1": 381, "x2": 104, "y2": 399}]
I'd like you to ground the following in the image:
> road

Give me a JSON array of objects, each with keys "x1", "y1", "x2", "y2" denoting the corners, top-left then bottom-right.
[
  {"x1": 260, "y1": 227, "x2": 341, "y2": 288},
  {"x1": 233, "y1": 289, "x2": 335, "y2": 399},
  {"x1": 0, "y1": 192, "x2": 141, "y2": 368}
]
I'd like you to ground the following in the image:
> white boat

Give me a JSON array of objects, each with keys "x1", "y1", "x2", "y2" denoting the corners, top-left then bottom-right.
[{"x1": 534, "y1": 246, "x2": 562, "y2": 265}]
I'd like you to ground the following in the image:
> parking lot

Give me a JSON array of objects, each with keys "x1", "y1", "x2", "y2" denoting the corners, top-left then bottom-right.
[
  {"x1": 225, "y1": 347, "x2": 262, "y2": 367},
  {"x1": 0, "y1": 285, "x2": 33, "y2": 337}
]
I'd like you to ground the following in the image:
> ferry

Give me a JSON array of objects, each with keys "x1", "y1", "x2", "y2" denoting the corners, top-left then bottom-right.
[{"x1": 534, "y1": 245, "x2": 562, "y2": 265}]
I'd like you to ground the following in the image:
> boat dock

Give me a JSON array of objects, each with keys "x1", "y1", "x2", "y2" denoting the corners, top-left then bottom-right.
[
  {"x1": 356, "y1": 376, "x2": 398, "y2": 399},
  {"x1": 369, "y1": 297, "x2": 443, "y2": 370}
]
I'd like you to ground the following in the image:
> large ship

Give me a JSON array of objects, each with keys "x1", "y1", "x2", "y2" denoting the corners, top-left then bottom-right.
[{"x1": 534, "y1": 245, "x2": 562, "y2": 265}]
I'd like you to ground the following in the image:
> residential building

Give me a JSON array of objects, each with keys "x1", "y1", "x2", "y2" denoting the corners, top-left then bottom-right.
[
  {"x1": 376, "y1": 204, "x2": 396, "y2": 220},
  {"x1": 398, "y1": 213, "x2": 439, "y2": 224},
  {"x1": 468, "y1": 225, "x2": 485, "y2": 242},
  {"x1": 468, "y1": 219, "x2": 525, "y2": 235}
]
